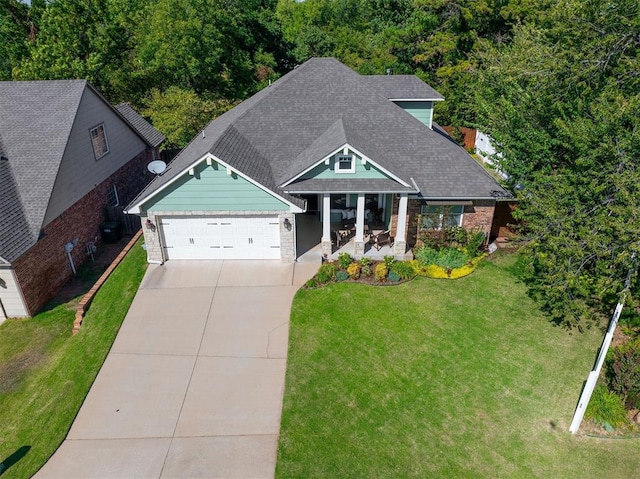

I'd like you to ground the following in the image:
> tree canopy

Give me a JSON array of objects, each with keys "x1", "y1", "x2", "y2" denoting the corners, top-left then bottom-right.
[
  {"x1": 475, "y1": 0, "x2": 640, "y2": 329},
  {"x1": 2, "y1": 0, "x2": 638, "y2": 328}
]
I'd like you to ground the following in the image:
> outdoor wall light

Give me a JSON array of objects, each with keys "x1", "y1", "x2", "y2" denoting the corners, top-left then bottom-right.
[
  {"x1": 283, "y1": 218, "x2": 292, "y2": 231},
  {"x1": 145, "y1": 219, "x2": 156, "y2": 232}
]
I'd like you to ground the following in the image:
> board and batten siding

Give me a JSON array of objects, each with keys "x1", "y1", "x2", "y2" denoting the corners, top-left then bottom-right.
[
  {"x1": 144, "y1": 161, "x2": 288, "y2": 212},
  {"x1": 393, "y1": 101, "x2": 433, "y2": 129},
  {"x1": 299, "y1": 150, "x2": 391, "y2": 180},
  {"x1": 44, "y1": 86, "x2": 148, "y2": 225},
  {"x1": 0, "y1": 267, "x2": 28, "y2": 319}
]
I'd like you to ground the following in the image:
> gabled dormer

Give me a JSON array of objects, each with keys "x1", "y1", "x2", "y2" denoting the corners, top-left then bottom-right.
[{"x1": 362, "y1": 75, "x2": 445, "y2": 129}]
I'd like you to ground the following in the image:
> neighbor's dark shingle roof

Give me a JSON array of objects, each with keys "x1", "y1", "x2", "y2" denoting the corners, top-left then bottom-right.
[
  {"x1": 0, "y1": 80, "x2": 87, "y2": 262},
  {"x1": 0, "y1": 81, "x2": 161, "y2": 263},
  {"x1": 115, "y1": 103, "x2": 165, "y2": 147},
  {"x1": 128, "y1": 58, "x2": 506, "y2": 212}
]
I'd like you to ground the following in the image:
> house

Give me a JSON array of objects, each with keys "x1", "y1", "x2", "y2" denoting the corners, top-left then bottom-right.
[
  {"x1": 126, "y1": 58, "x2": 507, "y2": 263},
  {"x1": 0, "y1": 81, "x2": 164, "y2": 320}
]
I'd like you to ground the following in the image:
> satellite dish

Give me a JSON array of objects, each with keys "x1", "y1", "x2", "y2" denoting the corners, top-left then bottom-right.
[{"x1": 147, "y1": 160, "x2": 167, "y2": 175}]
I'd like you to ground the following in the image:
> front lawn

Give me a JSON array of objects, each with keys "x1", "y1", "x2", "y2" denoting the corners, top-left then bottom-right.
[
  {"x1": 277, "y1": 253, "x2": 640, "y2": 478},
  {"x1": 0, "y1": 240, "x2": 147, "y2": 479}
]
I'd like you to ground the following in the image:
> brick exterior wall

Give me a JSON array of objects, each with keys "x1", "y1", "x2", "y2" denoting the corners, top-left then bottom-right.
[
  {"x1": 13, "y1": 148, "x2": 155, "y2": 316},
  {"x1": 461, "y1": 200, "x2": 496, "y2": 237},
  {"x1": 394, "y1": 198, "x2": 496, "y2": 249}
]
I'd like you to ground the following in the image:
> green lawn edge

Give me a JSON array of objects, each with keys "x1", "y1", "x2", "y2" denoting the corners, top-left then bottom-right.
[
  {"x1": 0, "y1": 239, "x2": 147, "y2": 479},
  {"x1": 276, "y1": 253, "x2": 640, "y2": 478}
]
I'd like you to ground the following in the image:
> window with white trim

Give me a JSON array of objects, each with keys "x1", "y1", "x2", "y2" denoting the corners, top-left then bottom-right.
[
  {"x1": 420, "y1": 205, "x2": 464, "y2": 229},
  {"x1": 335, "y1": 154, "x2": 355, "y2": 173},
  {"x1": 107, "y1": 184, "x2": 119, "y2": 207},
  {"x1": 90, "y1": 124, "x2": 109, "y2": 159}
]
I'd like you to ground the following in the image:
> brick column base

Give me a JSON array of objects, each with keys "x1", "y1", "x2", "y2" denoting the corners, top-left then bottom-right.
[{"x1": 354, "y1": 240, "x2": 365, "y2": 256}]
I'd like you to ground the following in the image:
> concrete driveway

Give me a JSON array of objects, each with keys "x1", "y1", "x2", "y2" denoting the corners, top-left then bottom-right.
[{"x1": 35, "y1": 260, "x2": 317, "y2": 479}]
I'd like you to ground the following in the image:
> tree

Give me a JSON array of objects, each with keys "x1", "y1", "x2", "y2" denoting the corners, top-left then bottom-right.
[
  {"x1": 475, "y1": 0, "x2": 640, "y2": 329},
  {"x1": 142, "y1": 87, "x2": 236, "y2": 148},
  {"x1": 0, "y1": 0, "x2": 33, "y2": 79}
]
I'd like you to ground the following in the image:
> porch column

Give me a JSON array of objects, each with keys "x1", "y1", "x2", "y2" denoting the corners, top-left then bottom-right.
[
  {"x1": 394, "y1": 193, "x2": 408, "y2": 257},
  {"x1": 321, "y1": 193, "x2": 332, "y2": 257},
  {"x1": 354, "y1": 193, "x2": 366, "y2": 256}
]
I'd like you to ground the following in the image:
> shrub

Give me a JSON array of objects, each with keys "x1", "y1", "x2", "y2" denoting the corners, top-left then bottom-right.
[
  {"x1": 374, "y1": 263, "x2": 388, "y2": 282},
  {"x1": 361, "y1": 265, "x2": 373, "y2": 276},
  {"x1": 388, "y1": 271, "x2": 401, "y2": 282},
  {"x1": 466, "y1": 229, "x2": 486, "y2": 256},
  {"x1": 437, "y1": 248, "x2": 469, "y2": 270},
  {"x1": 336, "y1": 270, "x2": 349, "y2": 282},
  {"x1": 606, "y1": 337, "x2": 640, "y2": 408},
  {"x1": 585, "y1": 384, "x2": 629, "y2": 428},
  {"x1": 305, "y1": 278, "x2": 318, "y2": 289},
  {"x1": 444, "y1": 226, "x2": 468, "y2": 246},
  {"x1": 383, "y1": 255, "x2": 395, "y2": 268},
  {"x1": 315, "y1": 263, "x2": 336, "y2": 284},
  {"x1": 338, "y1": 252, "x2": 353, "y2": 269},
  {"x1": 358, "y1": 257, "x2": 373, "y2": 267},
  {"x1": 414, "y1": 246, "x2": 439, "y2": 266},
  {"x1": 347, "y1": 262, "x2": 361, "y2": 279},
  {"x1": 419, "y1": 229, "x2": 448, "y2": 250},
  {"x1": 415, "y1": 246, "x2": 469, "y2": 270},
  {"x1": 390, "y1": 261, "x2": 415, "y2": 280}
]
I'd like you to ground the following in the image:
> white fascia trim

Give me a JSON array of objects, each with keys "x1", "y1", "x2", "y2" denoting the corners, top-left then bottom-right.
[
  {"x1": 280, "y1": 143, "x2": 411, "y2": 188},
  {"x1": 389, "y1": 98, "x2": 444, "y2": 102},
  {"x1": 126, "y1": 153, "x2": 304, "y2": 214}
]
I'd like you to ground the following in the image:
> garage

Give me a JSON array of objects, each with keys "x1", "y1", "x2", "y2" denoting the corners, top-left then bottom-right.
[{"x1": 159, "y1": 216, "x2": 281, "y2": 260}]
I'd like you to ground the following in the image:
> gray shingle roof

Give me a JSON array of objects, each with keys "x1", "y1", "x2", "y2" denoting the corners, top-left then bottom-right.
[
  {"x1": 0, "y1": 81, "x2": 159, "y2": 263},
  {"x1": 362, "y1": 75, "x2": 444, "y2": 100},
  {"x1": 115, "y1": 103, "x2": 166, "y2": 147},
  {"x1": 0, "y1": 80, "x2": 87, "y2": 263},
  {"x1": 127, "y1": 58, "x2": 506, "y2": 213}
]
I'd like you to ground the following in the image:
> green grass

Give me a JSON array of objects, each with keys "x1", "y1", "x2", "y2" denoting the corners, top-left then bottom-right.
[
  {"x1": 0, "y1": 240, "x2": 147, "y2": 478},
  {"x1": 277, "y1": 253, "x2": 640, "y2": 478}
]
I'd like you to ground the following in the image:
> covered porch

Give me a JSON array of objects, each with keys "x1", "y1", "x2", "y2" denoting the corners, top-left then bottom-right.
[{"x1": 294, "y1": 192, "x2": 413, "y2": 262}]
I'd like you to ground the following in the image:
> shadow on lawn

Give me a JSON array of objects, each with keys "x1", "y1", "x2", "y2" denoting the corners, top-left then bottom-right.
[{"x1": 0, "y1": 446, "x2": 31, "y2": 476}]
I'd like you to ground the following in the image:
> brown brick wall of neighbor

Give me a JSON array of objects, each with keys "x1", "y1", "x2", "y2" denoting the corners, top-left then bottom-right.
[{"x1": 13, "y1": 149, "x2": 155, "y2": 316}]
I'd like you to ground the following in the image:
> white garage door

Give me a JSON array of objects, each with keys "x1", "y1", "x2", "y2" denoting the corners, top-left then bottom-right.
[{"x1": 160, "y1": 216, "x2": 281, "y2": 260}]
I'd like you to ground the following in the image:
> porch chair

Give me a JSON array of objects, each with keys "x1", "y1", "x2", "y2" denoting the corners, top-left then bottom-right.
[{"x1": 370, "y1": 230, "x2": 393, "y2": 251}]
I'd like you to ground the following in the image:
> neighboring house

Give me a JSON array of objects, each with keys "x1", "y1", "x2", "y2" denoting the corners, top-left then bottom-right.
[
  {"x1": 126, "y1": 58, "x2": 508, "y2": 263},
  {"x1": 0, "y1": 81, "x2": 164, "y2": 320}
]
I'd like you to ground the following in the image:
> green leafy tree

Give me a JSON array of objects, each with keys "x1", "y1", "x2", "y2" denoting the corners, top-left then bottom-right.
[
  {"x1": 142, "y1": 87, "x2": 236, "y2": 148},
  {"x1": 475, "y1": 0, "x2": 640, "y2": 329},
  {"x1": 0, "y1": 0, "x2": 34, "y2": 79}
]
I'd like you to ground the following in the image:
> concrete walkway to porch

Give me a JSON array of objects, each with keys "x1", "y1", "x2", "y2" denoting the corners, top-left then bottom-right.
[{"x1": 34, "y1": 259, "x2": 318, "y2": 479}]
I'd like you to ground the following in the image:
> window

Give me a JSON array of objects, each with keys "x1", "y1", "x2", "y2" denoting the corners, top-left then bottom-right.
[
  {"x1": 107, "y1": 184, "x2": 119, "y2": 207},
  {"x1": 90, "y1": 124, "x2": 109, "y2": 159},
  {"x1": 420, "y1": 205, "x2": 464, "y2": 229},
  {"x1": 335, "y1": 154, "x2": 355, "y2": 173}
]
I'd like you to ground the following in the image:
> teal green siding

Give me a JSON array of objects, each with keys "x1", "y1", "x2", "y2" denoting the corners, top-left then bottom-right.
[
  {"x1": 144, "y1": 161, "x2": 288, "y2": 212},
  {"x1": 394, "y1": 101, "x2": 433, "y2": 128},
  {"x1": 299, "y1": 149, "x2": 391, "y2": 180}
]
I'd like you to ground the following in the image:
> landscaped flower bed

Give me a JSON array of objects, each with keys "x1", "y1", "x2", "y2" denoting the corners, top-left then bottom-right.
[{"x1": 305, "y1": 226, "x2": 487, "y2": 288}]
